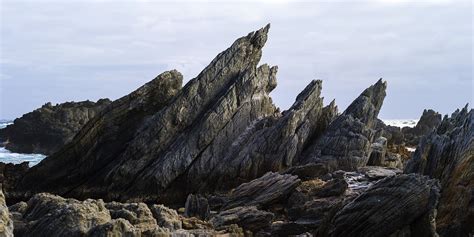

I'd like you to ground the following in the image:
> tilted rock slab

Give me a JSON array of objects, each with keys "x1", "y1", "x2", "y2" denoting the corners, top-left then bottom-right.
[
  {"x1": 405, "y1": 106, "x2": 473, "y2": 237},
  {"x1": 0, "y1": 186, "x2": 13, "y2": 237},
  {"x1": 299, "y1": 79, "x2": 387, "y2": 171},
  {"x1": 329, "y1": 174, "x2": 440, "y2": 237}
]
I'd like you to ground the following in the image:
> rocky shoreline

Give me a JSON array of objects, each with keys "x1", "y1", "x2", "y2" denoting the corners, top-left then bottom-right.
[{"x1": 0, "y1": 25, "x2": 472, "y2": 237}]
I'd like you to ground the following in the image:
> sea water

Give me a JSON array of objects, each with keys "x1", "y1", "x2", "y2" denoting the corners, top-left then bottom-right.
[{"x1": 0, "y1": 120, "x2": 47, "y2": 166}]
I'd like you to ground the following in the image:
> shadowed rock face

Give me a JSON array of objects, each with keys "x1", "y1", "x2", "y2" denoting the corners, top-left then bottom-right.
[
  {"x1": 402, "y1": 109, "x2": 442, "y2": 146},
  {"x1": 299, "y1": 79, "x2": 387, "y2": 171},
  {"x1": 0, "y1": 99, "x2": 111, "y2": 155},
  {"x1": 15, "y1": 70, "x2": 183, "y2": 200},
  {"x1": 329, "y1": 174, "x2": 440, "y2": 237},
  {"x1": 405, "y1": 106, "x2": 473, "y2": 237}
]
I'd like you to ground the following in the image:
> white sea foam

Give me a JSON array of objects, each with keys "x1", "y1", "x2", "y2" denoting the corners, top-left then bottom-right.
[
  {"x1": 0, "y1": 120, "x2": 46, "y2": 166},
  {"x1": 382, "y1": 119, "x2": 418, "y2": 128},
  {"x1": 0, "y1": 147, "x2": 46, "y2": 166}
]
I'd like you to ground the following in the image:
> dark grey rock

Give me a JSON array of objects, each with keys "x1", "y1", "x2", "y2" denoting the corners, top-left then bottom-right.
[
  {"x1": 222, "y1": 172, "x2": 300, "y2": 210},
  {"x1": 0, "y1": 99, "x2": 111, "y2": 155},
  {"x1": 300, "y1": 79, "x2": 387, "y2": 171},
  {"x1": 184, "y1": 194, "x2": 210, "y2": 220},
  {"x1": 405, "y1": 106, "x2": 473, "y2": 236},
  {"x1": 402, "y1": 109, "x2": 442, "y2": 146},
  {"x1": 210, "y1": 206, "x2": 274, "y2": 232},
  {"x1": 329, "y1": 174, "x2": 440, "y2": 237},
  {"x1": 367, "y1": 137, "x2": 387, "y2": 166}
]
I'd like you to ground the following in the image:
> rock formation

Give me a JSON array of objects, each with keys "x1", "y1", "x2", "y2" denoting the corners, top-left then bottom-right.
[
  {"x1": 299, "y1": 79, "x2": 387, "y2": 171},
  {"x1": 329, "y1": 174, "x2": 440, "y2": 237},
  {"x1": 0, "y1": 99, "x2": 111, "y2": 155},
  {"x1": 402, "y1": 109, "x2": 442, "y2": 146},
  {"x1": 405, "y1": 105, "x2": 473, "y2": 236}
]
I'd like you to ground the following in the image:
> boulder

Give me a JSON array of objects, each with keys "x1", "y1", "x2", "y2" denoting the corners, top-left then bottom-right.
[
  {"x1": 149, "y1": 204, "x2": 181, "y2": 230},
  {"x1": 329, "y1": 174, "x2": 440, "y2": 237},
  {"x1": 0, "y1": 99, "x2": 111, "y2": 155},
  {"x1": 367, "y1": 137, "x2": 387, "y2": 166},
  {"x1": 184, "y1": 194, "x2": 210, "y2": 220},
  {"x1": 20, "y1": 193, "x2": 111, "y2": 237},
  {"x1": 222, "y1": 172, "x2": 300, "y2": 210},
  {"x1": 299, "y1": 79, "x2": 387, "y2": 171},
  {"x1": 210, "y1": 206, "x2": 274, "y2": 232},
  {"x1": 104, "y1": 202, "x2": 157, "y2": 233},
  {"x1": 88, "y1": 218, "x2": 140, "y2": 237},
  {"x1": 405, "y1": 106, "x2": 473, "y2": 236}
]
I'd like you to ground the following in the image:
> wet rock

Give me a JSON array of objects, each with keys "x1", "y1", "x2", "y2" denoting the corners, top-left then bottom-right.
[
  {"x1": 405, "y1": 106, "x2": 473, "y2": 236},
  {"x1": 20, "y1": 193, "x2": 111, "y2": 237},
  {"x1": 300, "y1": 79, "x2": 387, "y2": 171},
  {"x1": 149, "y1": 204, "x2": 181, "y2": 230},
  {"x1": 367, "y1": 137, "x2": 387, "y2": 166},
  {"x1": 0, "y1": 99, "x2": 111, "y2": 155},
  {"x1": 329, "y1": 174, "x2": 440, "y2": 237},
  {"x1": 222, "y1": 172, "x2": 300, "y2": 210},
  {"x1": 0, "y1": 186, "x2": 13, "y2": 237},
  {"x1": 184, "y1": 194, "x2": 210, "y2": 220},
  {"x1": 210, "y1": 206, "x2": 274, "y2": 232},
  {"x1": 104, "y1": 202, "x2": 157, "y2": 233}
]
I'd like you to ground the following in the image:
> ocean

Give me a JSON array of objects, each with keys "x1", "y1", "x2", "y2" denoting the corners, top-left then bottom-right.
[
  {"x1": 0, "y1": 120, "x2": 46, "y2": 166},
  {"x1": 0, "y1": 118, "x2": 417, "y2": 166}
]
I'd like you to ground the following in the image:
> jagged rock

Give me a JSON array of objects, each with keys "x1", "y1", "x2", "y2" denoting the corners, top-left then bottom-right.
[
  {"x1": 88, "y1": 218, "x2": 140, "y2": 237},
  {"x1": 0, "y1": 162, "x2": 28, "y2": 196},
  {"x1": 20, "y1": 193, "x2": 111, "y2": 237},
  {"x1": 367, "y1": 137, "x2": 387, "y2": 166},
  {"x1": 184, "y1": 194, "x2": 210, "y2": 220},
  {"x1": 202, "y1": 80, "x2": 335, "y2": 190},
  {"x1": 104, "y1": 202, "x2": 157, "y2": 233},
  {"x1": 405, "y1": 106, "x2": 473, "y2": 236},
  {"x1": 15, "y1": 70, "x2": 183, "y2": 199},
  {"x1": 288, "y1": 177, "x2": 348, "y2": 208},
  {"x1": 0, "y1": 186, "x2": 13, "y2": 237},
  {"x1": 180, "y1": 216, "x2": 213, "y2": 230},
  {"x1": 300, "y1": 79, "x2": 387, "y2": 171},
  {"x1": 210, "y1": 206, "x2": 274, "y2": 232},
  {"x1": 402, "y1": 109, "x2": 442, "y2": 146},
  {"x1": 149, "y1": 204, "x2": 181, "y2": 230},
  {"x1": 375, "y1": 119, "x2": 404, "y2": 145},
  {"x1": 17, "y1": 25, "x2": 278, "y2": 204},
  {"x1": 222, "y1": 172, "x2": 300, "y2": 210},
  {"x1": 0, "y1": 99, "x2": 111, "y2": 155},
  {"x1": 329, "y1": 174, "x2": 440, "y2": 237}
]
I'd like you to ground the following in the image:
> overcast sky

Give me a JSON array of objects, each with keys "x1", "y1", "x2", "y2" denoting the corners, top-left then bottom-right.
[{"x1": 0, "y1": 0, "x2": 472, "y2": 119}]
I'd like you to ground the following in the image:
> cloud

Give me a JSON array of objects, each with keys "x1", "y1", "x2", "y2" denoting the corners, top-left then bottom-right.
[{"x1": 0, "y1": 0, "x2": 472, "y2": 119}]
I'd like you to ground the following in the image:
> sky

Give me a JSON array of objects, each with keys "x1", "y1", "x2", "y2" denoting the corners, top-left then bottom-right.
[{"x1": 0, "y1": 0, "x2": 472, "y2": 120}]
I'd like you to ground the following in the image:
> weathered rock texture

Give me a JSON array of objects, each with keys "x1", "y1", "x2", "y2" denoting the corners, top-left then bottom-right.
[
  {"x1": 329, "y1": 174, "x2": 440, "y2": 237},
  {"x1": 210, "y1": 206, "x2": 274, "y2": 232},
  {"x1": 15, "y1": 70, "x2": 183, "y2": 200},
  {"x1": 0, "y1": 186, "x2": 13, "y2": 237},
  {"x1": 405, "y1": 106, "x2": 473, "y2": 237},
  {"x1": 0, "y1": 99, "x2": 111, "y2": 155},
  {"x1": 299, "y1": 79, "x2": 387, "y2": 171},
  {"x1": 0, "y1": 162, "x2": 28, "y2": 195}
]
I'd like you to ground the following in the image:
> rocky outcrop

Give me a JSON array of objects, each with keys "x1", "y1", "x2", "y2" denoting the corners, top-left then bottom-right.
[
  {"x1": 367, "y1": 137, "x2": 387, "y2": 166},
  {"x1": 0, "y1": 99, "x2": 111, "y2": 155},
  {"x1": 0, "y1": 186, "x2": 13, "y2": 237},
  {"x1": 299, "y1": 79, "x2": 387, "y2": 171},
  {"x1": 184, "y1": 194, "x2": 210, "y2": 220},
  {"x1": 149, "y1": 204, "x2": 181, "y2": 230},
  {"x1": 15, "y1": 70, "x2": 183, "y2": 200},
  {"x1": 405, "y1": 106, "x2": 473, "y2": 237},
  {"x1": 329, "y1": 174, "x2": 440, "y2": 237},
  {"x1": 402, "y1": 109, "x2": 442, "y2": 146}
]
